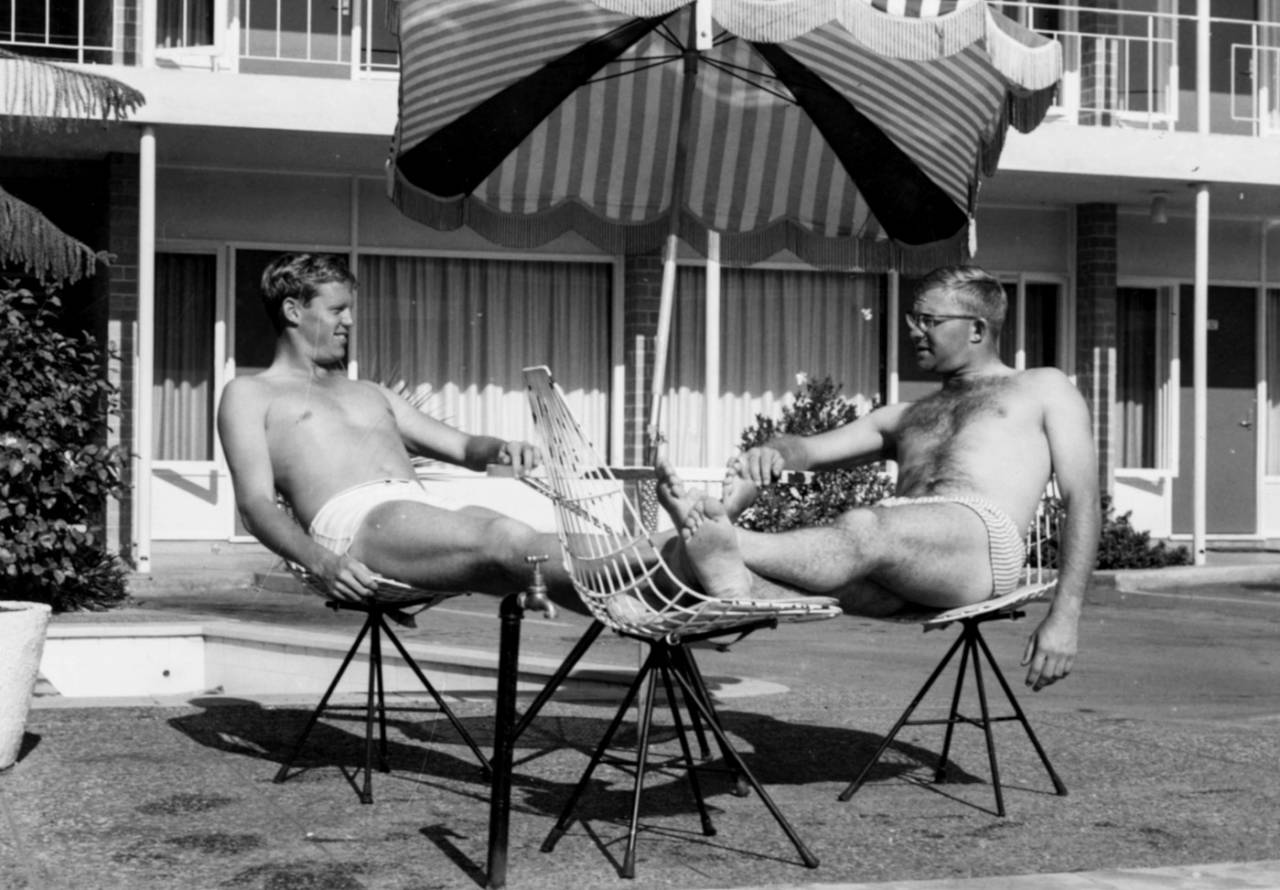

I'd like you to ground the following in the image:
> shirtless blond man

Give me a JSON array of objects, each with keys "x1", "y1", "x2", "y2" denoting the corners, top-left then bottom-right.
[
  {"x1": 657, "y1": 265, "x2": 1099, "y2": 691},
  {"x1": 217, "y1": 253, "x2": 572, "y2": 607}
]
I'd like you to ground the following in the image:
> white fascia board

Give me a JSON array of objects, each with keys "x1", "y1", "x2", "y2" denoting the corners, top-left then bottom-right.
[
  {"x1": 1001, "y1": 124, "x2": 1280, "y2": 188},
  {"x1": 64, "y1": 66, "x2": 398, "y2": 136}
]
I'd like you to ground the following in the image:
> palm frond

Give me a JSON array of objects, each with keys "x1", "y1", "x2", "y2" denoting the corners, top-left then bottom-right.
[
  {"x1": 0, "y1": 184, "x2": 100, "y2": 283},
  {"x1": 0, "y1": 47, "x2": 145, "y2": 132}
]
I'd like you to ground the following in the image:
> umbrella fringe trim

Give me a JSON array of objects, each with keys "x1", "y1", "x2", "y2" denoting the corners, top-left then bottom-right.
[
  {"x1": 984, "y1": 6, "x2": 1062, "y2": 92},
  {"x1": 392, "y1": 168, "x2": 965, "y2": 273}
]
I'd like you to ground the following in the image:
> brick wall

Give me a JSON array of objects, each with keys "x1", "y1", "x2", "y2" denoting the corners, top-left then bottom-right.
[
  {"x1": 105, "y1": 153, "x2": 140, "y2": 562},
  {"x1": 622, "y1": 251, "x2": 664, "y2": 465},
  {"x1": 1075, "y1": 202, "x2": 1117, "y2": 495}
]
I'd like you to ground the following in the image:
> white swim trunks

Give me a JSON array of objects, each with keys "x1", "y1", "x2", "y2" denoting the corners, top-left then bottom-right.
[
  {"x1": 309, "y1": 478, "x2": 463, "y2": 555},
  {"x1": 876, "y1": 495, "x2": 1027, "y2": 597}
]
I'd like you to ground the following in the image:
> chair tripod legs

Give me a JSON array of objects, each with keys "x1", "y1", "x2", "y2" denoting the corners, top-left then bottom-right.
[
  {"x1": 542, "y1": 641, "x2": 817, "y2": 878},
  {"x1": 274, "y1": 603, "x2": 489, "y2": 804},
  {"x1": 839, "y1": 619, "x2": 1066, "y2": 815}
]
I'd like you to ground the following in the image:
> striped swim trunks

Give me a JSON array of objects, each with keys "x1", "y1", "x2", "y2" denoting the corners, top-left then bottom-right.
[{"x1": 876, "y1": 495, "x2": 1027, "y2": 597}]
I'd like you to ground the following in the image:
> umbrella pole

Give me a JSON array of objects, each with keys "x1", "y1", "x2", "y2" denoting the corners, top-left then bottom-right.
[
  {"x1": 646, "y1": 11, "x2": 703, "y2": 465},
  {"x1": 647, "y1": 234, "x2": 679, "y2": 464}
]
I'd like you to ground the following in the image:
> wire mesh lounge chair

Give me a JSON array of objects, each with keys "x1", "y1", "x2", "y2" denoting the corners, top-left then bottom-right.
[
  {"x1": 274, "y1": 564, "x2": 490, "y2": 804},
  {"x1": 839, "y1": 487, "x2": 1068, "y2": 816},
  {"x1": 522, "y1": 365, "x2": 840, "y2": 878}
]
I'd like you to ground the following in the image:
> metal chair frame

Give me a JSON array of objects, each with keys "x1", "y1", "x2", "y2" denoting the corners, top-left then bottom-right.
[
  {"x1": 522, "y1": 365, "x2": 840, "y2": 878},
  {"x1": 273, "y1": 575, "x2": 490, "y2": 804},
  {"x1": 839, "y1": 489, "x2": 1069, "y2": 815}
]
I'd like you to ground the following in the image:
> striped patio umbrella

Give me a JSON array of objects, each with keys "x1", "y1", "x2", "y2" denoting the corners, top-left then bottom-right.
[{"x1": 389, "y1": 0, "x2": 1061, "y2": 448}]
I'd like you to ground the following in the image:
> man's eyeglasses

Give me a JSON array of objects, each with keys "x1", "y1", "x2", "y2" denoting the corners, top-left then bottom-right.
[{"x1": 904, "y1": 312, "x2": 981, "y2": 332}]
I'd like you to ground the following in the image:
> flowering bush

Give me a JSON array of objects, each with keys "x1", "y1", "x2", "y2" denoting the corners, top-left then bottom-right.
[
  {"x1": 734, "y1": 374, "x2": 894, "y2": 533},
  {"x1": 0, "y1": 282, "x2": 129, "y2": 610}
]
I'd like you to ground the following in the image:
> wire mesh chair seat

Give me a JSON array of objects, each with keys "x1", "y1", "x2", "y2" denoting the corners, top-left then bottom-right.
[
  {"x1": 524, "y1": 365, "x2": 839, "y2": 878},
  {"x1": 840, "y1": 488, "x2": 1068, "y2": 816},
  {"x1": 274, "y1": 564, "x2": 490, "y2": 804}
]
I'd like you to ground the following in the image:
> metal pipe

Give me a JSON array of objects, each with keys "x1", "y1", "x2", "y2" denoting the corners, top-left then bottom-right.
[
  {"x1": 135, "y1": 126, "x2": 157, "y2": 573},
  {"x1": 704, "y1": 231, "x2": 721, "y2": 467}
]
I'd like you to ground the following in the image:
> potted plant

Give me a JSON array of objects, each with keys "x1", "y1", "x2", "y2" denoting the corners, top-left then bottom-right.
[{"x1": 0, "y1": 601, "x2": 51, "y2": 769}]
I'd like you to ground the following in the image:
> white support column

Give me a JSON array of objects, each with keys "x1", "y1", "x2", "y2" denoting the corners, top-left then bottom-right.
[
  {"x1": 349, "y1": 0, "x2": 364, "y2": 79},
  {"x1": 1197, "y1": 0, "x2": 1210, "y2": 134},
  {"x1": 703, "y1": 232, "x2": 721, "y2": 468},
  {"x1": 347, "y1": 178, "x2": 360, "y2": 380},
  {"x1": 135, "y1": 126, "x2": 157, "y2": 573},
  {"x1": 886, "y1": 271, "x2": 900, "y2": 405},
  {"x1": 1192, "y1": 182, "x2": 1210, "y2": 565},
  {"x1": 139, "y1": 0, "x2": 157, "y2": 67}
]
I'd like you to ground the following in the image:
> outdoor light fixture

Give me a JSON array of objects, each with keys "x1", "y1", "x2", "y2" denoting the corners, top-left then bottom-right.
[{"x1": 1150, "y1": 191, "x2": 1169, "y2": 224}]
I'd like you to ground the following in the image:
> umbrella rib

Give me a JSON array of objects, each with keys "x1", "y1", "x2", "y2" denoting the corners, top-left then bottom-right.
[
  {"x1": 701, "y1": 57, "x2": 794, "y2": 104},
  {"x1": 587, "y1": 54, "x2": 683, "y2": 85}
]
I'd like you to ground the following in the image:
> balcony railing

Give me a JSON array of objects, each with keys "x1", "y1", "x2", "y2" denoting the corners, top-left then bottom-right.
[
  {"x1": 4, "y1": 1, "x2": 1278, "y2": 137},
  {"x1": 1001, "y1": 2, "x2": 1280, "y2": 137}
]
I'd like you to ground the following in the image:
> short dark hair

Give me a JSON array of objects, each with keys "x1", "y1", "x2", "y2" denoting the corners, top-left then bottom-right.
[
  {"x1": 260, "y1": 253, "x2": 356, "y2": 333},
  {"x1": 914, "y1": 264, "x2": 1007, "y2": 338}
]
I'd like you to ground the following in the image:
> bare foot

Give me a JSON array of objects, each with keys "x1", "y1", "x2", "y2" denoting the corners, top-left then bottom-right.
[
  {"x1": 720, "y1": 469, "x2": 760, "y2": 523},
  {"x1": 655, "y1": 460, "x2": 752, "y2": 600}
]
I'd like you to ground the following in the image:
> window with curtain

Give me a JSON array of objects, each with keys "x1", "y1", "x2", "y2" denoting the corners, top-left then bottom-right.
[
  {"x1": 999, "y1": 281, "x2": 1061, "y2": 369},
  {"x1": 1267, "y1": 289, "x2": 1280, "y2": 475},
  {"x1": 355, "y1": 254, "x2": 612, "y2": 454},
  {"x1": 153, "y1": 252, "x2": 217, "y2": 460},
  {"x1": 665, "y1": 266, "x2": 882, "y2": 467},
  {"x1": 1117, "y1": 287, "x2": 1159, "y2": 468}
]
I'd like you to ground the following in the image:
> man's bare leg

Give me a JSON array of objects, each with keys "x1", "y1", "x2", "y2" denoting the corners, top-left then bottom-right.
[
  {"x1": 347, "y1": 500, "x2": 585, "y2": 613},
  {"x1": 734, "y1": 503, "x2": 996, "y2": 610}
]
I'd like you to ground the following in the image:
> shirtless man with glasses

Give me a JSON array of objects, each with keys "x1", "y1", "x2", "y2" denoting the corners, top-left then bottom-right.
[{"x1": 656, "y1": 264, "x2": 1099, "y2": 691}]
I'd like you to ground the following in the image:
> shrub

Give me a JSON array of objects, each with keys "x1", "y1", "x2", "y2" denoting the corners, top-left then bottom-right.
[
  {"x1": 734, "y1": 374, "x2": 894, "y2": 533},
  {"x1": 1032, "y1": 494, "x2": 1191, "y2": 571},
  {"x1": 1093, "y1": 495, "x2": 1191, "y2": 569},
  {"x1": 0, "y1": 282, "x2": 130, "y2": 611}
]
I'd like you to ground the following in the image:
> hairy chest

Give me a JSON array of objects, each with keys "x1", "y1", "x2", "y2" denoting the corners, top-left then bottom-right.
[{"x1": 897, "y1": 380, "x2": 1021, "y2": 452}]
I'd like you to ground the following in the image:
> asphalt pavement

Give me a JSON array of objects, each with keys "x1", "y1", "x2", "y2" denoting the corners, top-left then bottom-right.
[{"x1": 3, "y1": 547, "x2": 1280, "y2": 890}]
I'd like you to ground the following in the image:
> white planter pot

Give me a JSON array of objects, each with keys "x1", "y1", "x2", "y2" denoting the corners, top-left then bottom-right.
[{"x1": 0, "y1": 601, "x2": 52, "y2": 770}]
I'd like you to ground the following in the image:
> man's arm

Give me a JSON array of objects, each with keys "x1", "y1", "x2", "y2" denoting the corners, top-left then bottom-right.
[
  {"x1": 379, "y1": 383, "x2": 538, "y2": 473},
  {"x1": 734, "y1": 402, "x2": 908, "y2": 484},
  {"x1": 1022, "y1": 370, "x2": 1101, "y2": 691},
  {"x1": 216, "y1": 379, "x2": 378, "y2": 600}
]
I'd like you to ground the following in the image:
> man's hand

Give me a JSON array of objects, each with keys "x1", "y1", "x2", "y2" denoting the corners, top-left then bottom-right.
[
  {"x1": 1021, "y1": 611, "x2": 1078, "y2": 691},
  {"x1": 730, "y1": 445, "x2": 787, "y2": 486},
  {"x1": 495, "y1": 439, "x2": 541, "y2": 475},
  {"x1": 315, "y1": 552, "x2": 380, "y2": 602}
]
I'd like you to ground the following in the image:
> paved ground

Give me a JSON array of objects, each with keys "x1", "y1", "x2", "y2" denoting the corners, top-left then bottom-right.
[{"x1": 3, "y1": 547, "x2": 1280, "y2": 889}]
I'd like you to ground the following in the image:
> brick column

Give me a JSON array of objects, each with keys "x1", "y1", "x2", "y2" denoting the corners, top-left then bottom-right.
[
  {"x1": 1075, "y1": 202, "x2": 1117, "y2": 497},
  {"x1": 1079, "y1": 0, "x2": 1120, "y2": 127},
  {"x1": 622, "y1": 251, "x2": 664, "y2": 465},
  {"x1": 113, "y1": 1, "x2": 138, "y2": 64},
  {"x1": 105, "y1": 152, "x2": 140, "y2": 560}
]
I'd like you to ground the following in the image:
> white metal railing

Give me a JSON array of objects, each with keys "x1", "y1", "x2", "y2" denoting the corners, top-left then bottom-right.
[
  {"x1": 236, "y1": 0, "x2": 396, "y2": 76},
  {"x1": 1006, "y1": 2, "x2": 1181, "y2": 130},
  {"x1": 1232, "y1": 38, "x2": 1280, "y2": 136}
]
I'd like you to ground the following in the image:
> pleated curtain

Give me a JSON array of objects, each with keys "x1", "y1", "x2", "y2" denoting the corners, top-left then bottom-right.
[{"x1": 355, "y1": 254, "x2": 612, "y2": 454}]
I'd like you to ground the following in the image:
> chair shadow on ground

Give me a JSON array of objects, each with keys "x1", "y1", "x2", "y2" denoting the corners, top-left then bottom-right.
[{"x1": 167, "y1": 693, "x2": 986, "y2": 880}]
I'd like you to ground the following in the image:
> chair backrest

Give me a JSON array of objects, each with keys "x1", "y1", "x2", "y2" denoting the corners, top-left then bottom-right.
[{"x1": 523, "y1": 366, "x2": 840, "y2": 639}]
